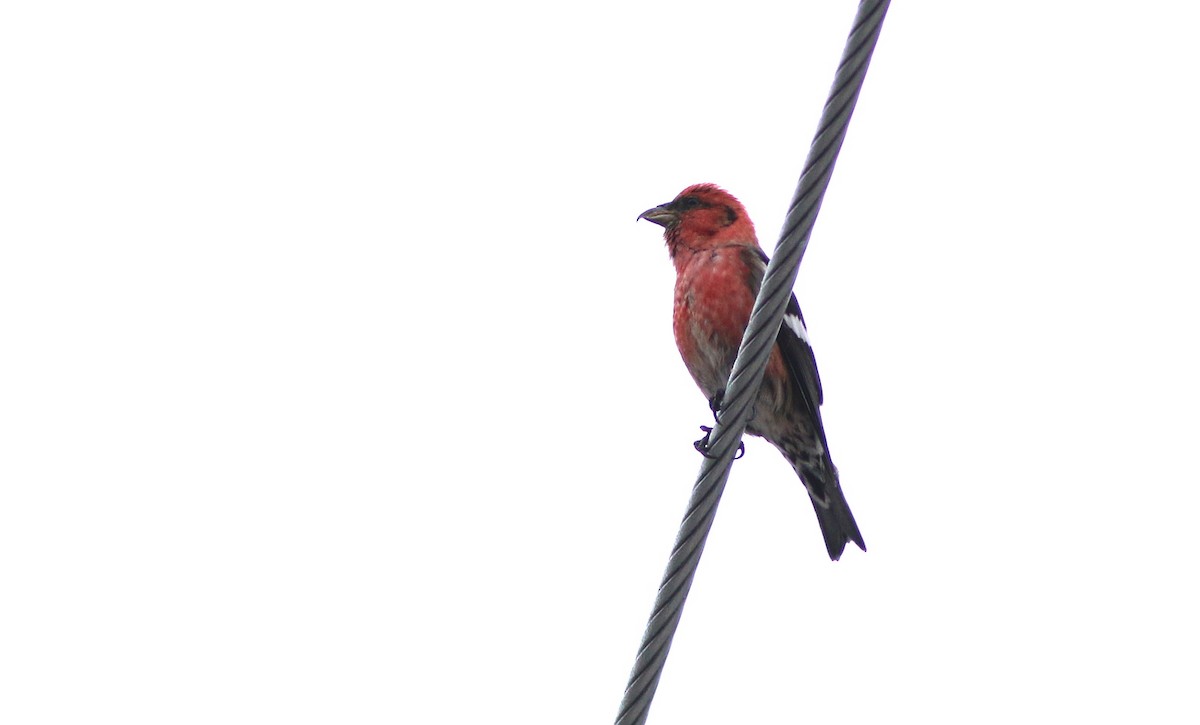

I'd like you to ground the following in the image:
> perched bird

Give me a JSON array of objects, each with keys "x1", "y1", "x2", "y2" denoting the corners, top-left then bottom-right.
[{"x1": 639, "y1": 183, "x2": 865, "y2": 560}]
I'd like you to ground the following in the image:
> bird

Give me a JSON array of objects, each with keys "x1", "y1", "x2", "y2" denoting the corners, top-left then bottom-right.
[{"x1": 638, "y1": 183, "x2": 865, "y2": 560}]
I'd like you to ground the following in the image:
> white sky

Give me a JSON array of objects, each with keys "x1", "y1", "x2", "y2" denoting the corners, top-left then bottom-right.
[{"x1": 3, "y1": 1, "x2": 1199, "y2": 723}]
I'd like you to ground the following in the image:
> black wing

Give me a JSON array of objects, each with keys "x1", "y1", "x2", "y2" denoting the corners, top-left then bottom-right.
[{"x1": 741, "y1": 247, "x2": 825, "y2": 420}]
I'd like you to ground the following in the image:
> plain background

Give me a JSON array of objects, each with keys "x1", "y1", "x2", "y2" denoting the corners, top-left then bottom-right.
[{"x1": 3, "y1": 1, "x2": 1198, "y2": 722}]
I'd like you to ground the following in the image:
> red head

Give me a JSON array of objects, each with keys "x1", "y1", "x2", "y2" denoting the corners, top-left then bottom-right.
[{"x1": 638, "y1": 183, "x2": 758, "y2": 256}]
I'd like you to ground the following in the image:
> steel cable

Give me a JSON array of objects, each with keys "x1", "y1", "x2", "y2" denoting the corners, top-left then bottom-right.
[{"x1": 614, "y1": 2, "x2": 891, "y2": 723}]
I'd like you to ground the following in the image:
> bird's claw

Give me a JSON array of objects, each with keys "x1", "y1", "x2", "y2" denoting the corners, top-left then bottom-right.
[{"x1": 693, "y1": 425, "x2": 745, "y2": 460}]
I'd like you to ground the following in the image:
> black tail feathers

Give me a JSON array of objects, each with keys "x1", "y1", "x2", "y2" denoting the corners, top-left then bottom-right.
[
  {"x1": 797, "y1": 460, "x2": 865, "y2": 561},
  {"x1": 810, "y1": 485, "x2": 865, "y2": 561}
]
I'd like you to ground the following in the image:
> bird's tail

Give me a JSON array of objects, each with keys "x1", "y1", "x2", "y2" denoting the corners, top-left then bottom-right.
[{"x1": 797, "y1": 460, "x2": 865, "y2": 561}]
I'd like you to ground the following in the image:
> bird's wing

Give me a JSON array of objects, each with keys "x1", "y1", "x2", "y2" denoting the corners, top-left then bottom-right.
[{"x1": 741, "y1": 247, "x2": 825, "y2": 419}]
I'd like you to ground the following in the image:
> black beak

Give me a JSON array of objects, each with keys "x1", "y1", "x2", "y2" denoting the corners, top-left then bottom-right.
[{"x1": 637, "y1": 203, "x2": 677, "y2": 228}]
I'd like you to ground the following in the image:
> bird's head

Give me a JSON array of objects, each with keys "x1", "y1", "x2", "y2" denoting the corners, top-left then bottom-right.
[{"x1": 638, "y1": 183, "x2": 756, "y2": 255}]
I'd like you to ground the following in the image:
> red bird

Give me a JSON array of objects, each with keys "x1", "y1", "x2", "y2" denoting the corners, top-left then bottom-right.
[{"x1": 639, "y1": 183, "x2": 865, "y2": 560}]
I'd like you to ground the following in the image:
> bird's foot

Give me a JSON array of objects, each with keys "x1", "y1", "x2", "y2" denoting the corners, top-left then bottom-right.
[
  {"x1": 707, "y1": 389, "x2": 726, "y2": 418},
  {"x1": 693, "y1": 425, "x2": 745, "y2": 460}
]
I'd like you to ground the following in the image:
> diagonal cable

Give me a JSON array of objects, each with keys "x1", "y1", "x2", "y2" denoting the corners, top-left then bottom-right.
[{"x1": 614, "y1": 2, "x2": 891, "y2": 723}]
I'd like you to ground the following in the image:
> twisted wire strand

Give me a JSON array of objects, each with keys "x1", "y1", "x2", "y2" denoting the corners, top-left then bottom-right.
[{"x1": 614, "y1": 3, "x2": 890, "y2": 723}]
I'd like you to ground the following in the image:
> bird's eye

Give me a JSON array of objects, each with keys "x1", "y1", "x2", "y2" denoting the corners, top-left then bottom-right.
[{"x1": 675, "y1": 196, "x2": 702, "y2": 211}]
